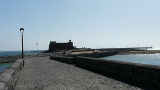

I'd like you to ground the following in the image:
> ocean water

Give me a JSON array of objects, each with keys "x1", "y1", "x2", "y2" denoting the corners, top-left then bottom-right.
[
  {"x1": 0, "y1": 50, "x2": 44, "y2": 72},
  {"x1": 0, "y1": 63, "x2": 13, "y2": 72},
  {"x1": 102, "y1": 53, "x2": 160, "y2": 66},
  {"x1": 0, "y1": 50, "x2": 44, "y2": 56}
]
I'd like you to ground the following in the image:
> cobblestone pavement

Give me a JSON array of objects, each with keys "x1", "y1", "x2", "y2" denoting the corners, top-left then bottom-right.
[{"x1": 15, "y1": 57, "x2": 142, "y2": 90}]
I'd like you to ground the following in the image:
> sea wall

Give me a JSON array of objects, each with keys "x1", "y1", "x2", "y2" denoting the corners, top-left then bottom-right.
[
  {"x1": 51, "y1": 56, "x2": 75, "y2": 64},
  {"x1": 0, "y1": 59, "x2": 23, "y2": 90},
  {"x1": 50, "y1": 56, "x2": 160, "y2": 89}
]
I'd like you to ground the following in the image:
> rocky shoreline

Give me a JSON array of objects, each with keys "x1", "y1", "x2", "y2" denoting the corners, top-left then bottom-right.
[{"x1": 0, "y1": 56, "x2": 21, "y2": 63}]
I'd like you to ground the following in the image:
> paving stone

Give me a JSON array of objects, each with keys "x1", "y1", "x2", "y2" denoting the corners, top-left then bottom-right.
[
  {"x1": 0, "y1": 82, "x2": 5, "y2": 90},
  {"x1": 15, "y1": 57, "x2": 142, "y2": 90}
]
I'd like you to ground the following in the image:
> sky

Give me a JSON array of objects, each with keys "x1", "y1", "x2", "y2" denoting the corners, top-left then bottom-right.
[{"x1": 0, "y1": 0, "x2": 160, "y2": 51}]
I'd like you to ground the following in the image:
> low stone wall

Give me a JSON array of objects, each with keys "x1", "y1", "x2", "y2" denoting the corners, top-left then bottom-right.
[
  {"x1": 0, "y1": 59, "x2": 23, "y2": 90},
  {"x1": 50, "y1": 56, "x2": 75, "y2": 64},
  {"x1": 50, "y1": 56, "x2": 160, "y2": 89}
]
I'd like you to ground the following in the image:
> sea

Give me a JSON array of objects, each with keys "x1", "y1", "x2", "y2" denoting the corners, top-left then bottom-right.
[
  {"x1": 0, "y1": 50, "x2": 45, "y2": 72},
  {"x1": 102, "y1": 53, "x2": 160, "y2": 66},
  {"x1": 0, "y1": 50, "x2": 44, "y2": 56}
]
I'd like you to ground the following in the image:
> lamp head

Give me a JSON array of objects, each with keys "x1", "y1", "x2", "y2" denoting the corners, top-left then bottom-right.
[{"x1": 20, "y1": 28, "x2": 24, "y2": 33}]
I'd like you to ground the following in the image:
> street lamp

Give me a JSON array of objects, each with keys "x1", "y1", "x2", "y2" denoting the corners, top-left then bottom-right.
[
  {"x1": 36, "y1": 42, "x2": 38, "y2": 56},
  {"x1": 20, "y1": 28, "x2": 24, "y2": 59}
]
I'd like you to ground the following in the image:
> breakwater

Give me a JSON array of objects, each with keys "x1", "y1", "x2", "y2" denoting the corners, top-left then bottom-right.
[
  {"x1": 67, "y1": 51, "x2": 118, "y2": 58},
  {"x1": 50, "y1": 56, "x2": 160, "y2": 89},
  {"x1": 0, "y1": 59, "x2": 23, "y2": 90},
  {"x1": 15, "y1": 57, "x2": 142, "y2": 90}
]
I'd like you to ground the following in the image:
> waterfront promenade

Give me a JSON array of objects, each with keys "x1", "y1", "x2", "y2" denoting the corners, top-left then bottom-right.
[{"x1": 14, "y1": 57, "x2": 142, "y2": 90}]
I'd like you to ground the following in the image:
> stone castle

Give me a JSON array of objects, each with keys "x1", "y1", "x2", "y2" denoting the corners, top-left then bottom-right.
[{"x1": 48, "y1": 40, "x2": 74, "y2": 52}]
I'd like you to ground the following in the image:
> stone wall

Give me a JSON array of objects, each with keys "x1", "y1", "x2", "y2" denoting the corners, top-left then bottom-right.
[
  {"x1": 50, "y1": 56, "x2": 160, "y2": 89},
  {"x1": 50, "y1": 56, "x2": 75, "y2": 64},
  {"x1": 0, "y1": 59, "x2": 23, "y2": 90}
]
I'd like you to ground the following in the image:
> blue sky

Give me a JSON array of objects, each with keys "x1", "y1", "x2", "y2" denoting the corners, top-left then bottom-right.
[{"x1": 0, "y1": 0, "x2": 160, "y2": 51}]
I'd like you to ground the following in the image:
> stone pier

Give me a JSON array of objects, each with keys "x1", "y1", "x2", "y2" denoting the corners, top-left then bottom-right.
[{"x1": 15, "y1": 57, "x2": 141, "y2": 90}]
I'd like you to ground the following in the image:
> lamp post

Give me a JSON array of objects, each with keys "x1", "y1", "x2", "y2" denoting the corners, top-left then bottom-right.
[
  {"x1": 20, "y1": 28, "x2": 24, "y2": 59},
  {"x1": 36, "y1": 42, "x2": 38, "y2": 56}
]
